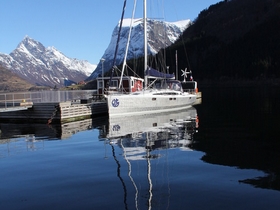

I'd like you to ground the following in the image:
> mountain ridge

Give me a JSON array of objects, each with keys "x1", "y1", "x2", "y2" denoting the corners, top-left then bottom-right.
[
  {"x1": 87, "y1": 18, "x2": 191, "y2": 80},
  {"x1": 0, "y1": 36, "x2": 96, "y2": 88},
  {"x1": 2, "y1": 0, "x2": 277, "y2": 91}
]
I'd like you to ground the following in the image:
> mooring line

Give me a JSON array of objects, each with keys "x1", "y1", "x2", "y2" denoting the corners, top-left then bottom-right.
[{"x1": 47, "y1": 105, "x2": 59, "y2": 124}]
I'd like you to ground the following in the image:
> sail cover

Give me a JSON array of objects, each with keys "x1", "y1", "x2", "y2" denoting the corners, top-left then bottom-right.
[{"x1": 145, "y1": 67, "x2": 175, "y2": 79}]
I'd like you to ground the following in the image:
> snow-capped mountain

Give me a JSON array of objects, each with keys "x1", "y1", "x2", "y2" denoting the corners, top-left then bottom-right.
[
  {"x1": 87, "y1": 18, "x2": 191, "y2": 80},
  {"x1": 0, "y1": 36, "x2": 96, "y2": 87}
]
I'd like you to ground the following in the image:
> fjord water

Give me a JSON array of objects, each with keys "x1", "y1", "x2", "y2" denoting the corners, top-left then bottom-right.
[{"x1": 1, "y1": 86, "x2": 280, "y2": 210}]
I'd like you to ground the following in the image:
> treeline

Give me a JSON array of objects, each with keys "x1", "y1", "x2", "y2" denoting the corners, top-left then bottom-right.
[{"x1": 161, "y1": 0, "x2": 280, "y2": 82}]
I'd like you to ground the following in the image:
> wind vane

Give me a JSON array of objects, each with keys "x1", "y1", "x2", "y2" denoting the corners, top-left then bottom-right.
[{"x1": 181, "y1": 68, "x2": 192, "y2": 82}]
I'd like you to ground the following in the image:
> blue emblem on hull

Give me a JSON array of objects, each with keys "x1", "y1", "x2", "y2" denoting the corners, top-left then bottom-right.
[{"x1": 112, "y1": 98, "x2": 119, "y2": 107}]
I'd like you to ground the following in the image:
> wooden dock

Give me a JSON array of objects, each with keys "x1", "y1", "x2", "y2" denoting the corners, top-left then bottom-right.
[
  {"x1": 0, "y1": 90, "x2": 108, "y2": 123},
  {"x1": 0, "y1": 101, "x2": 108, "y2": 124}
]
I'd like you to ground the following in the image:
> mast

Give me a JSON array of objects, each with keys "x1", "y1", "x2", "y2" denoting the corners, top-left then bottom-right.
[
  {"x1": 144, "y1": 0, "x2": 148, "y2": 89},
  {"x1": 109, "y1": 0, "x2": 127, "y2": 88}
]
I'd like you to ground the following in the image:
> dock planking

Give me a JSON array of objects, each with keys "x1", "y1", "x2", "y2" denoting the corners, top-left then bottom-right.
[{"x1": 0, "y1": 101, "x2": 108, "y2": 124}]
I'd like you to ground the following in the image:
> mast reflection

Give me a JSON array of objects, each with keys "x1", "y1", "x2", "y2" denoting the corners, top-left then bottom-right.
[{"x1": 101, "y1": 107, "x2": 199, "y2": 209}]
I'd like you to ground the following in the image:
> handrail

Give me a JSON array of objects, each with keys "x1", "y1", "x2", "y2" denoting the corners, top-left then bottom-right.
[
  {"x1": 103, "y1": 87, "x2": 129, "y2": 95},
  {"x1": 0, "y1": 93, "x2": 32, "y2": 108},
  {"x1": 0, "y1": 90, "x2": 96, "y2": 108},
  {"x1": 182, "y1": 88, "x2": 197, "y2": 94}
]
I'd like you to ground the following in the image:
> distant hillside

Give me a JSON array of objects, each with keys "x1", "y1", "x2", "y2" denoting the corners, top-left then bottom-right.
[
  {"x1": 0, "y1": 65, "x2": 33, "y2": 92},
  {"x1": 0, "y1": 36, "x2": 95, "y2": 88},
  {"x1": 162, "y1": 0, "x2": 280, "y2": 83}
]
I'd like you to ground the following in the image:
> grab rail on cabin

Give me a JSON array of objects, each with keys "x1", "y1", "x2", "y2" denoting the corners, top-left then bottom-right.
[
  {"x1": 103, "y1": 87, "x2": 129, "y2": 95},
  {"x1": 183, "y1": 88, "x2": 198, "y2": 94}
]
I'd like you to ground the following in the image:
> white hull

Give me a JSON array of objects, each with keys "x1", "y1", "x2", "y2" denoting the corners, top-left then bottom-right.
[{"x1": 106, "y1": 90, "x2": 196, "y2": 116}]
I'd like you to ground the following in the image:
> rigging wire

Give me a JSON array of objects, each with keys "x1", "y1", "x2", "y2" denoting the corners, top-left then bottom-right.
[
  {"x1": 159, "y1": 0, "x2": 193, "y2": 76},
  {"x1": 180, "y1": 31, "x2": 192, "y2": 71},
  {"x1": 119, "y1": 0, "x2": 138, "y2": 89}
]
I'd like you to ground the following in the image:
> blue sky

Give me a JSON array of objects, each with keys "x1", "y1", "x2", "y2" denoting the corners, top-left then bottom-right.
[{"x1": 0, "y1": 0, "x2": 221, "y2": 64}]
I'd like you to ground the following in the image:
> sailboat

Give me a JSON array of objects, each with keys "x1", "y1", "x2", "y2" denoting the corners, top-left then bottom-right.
[{"x1": 105, "y1": 0, "x2": 197, "y2": 116}]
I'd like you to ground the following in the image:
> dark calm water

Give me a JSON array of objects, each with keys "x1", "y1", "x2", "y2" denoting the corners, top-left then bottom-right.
[{"x1": 1, "y1": 87, "x2": 280, "y2": 210}]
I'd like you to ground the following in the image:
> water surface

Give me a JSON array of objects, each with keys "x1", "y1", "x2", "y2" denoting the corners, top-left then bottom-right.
[{"x1": 1, "y1": 87, "x2": 280, "y2": 209}]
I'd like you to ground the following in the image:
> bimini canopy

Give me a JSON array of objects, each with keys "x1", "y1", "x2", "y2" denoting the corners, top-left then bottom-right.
[{"x1": 145, "y1": 67, "x2": 175, "y2": 79}]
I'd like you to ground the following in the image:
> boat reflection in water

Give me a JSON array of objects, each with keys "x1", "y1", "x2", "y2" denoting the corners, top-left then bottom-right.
[
  {"x1": 99, "y1": 107, "x2": 199, "y2": 209},
  {"x1": 104, "y1": 106, "x2": 198, "y2": 148}
]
